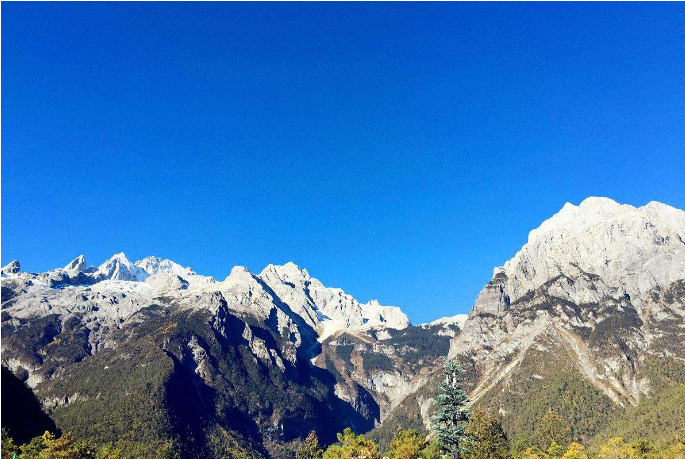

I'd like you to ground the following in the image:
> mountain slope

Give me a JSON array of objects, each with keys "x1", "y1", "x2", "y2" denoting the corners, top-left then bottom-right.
[
  {"x1": 1, "y1": 255, "x2": 432, "y2": 458},
  {"x1": 2, "y1": 197, "x2": 684, "y2": 455},
  {"x1": 379, "y1": 198, "x2": 685, "y2": 444}
]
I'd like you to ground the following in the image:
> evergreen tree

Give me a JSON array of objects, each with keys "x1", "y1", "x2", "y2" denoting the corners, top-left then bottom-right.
[
  {"x1": 462, "y1": 408, "x2": 510, "y2": 459},
  {"x1": 323, "y1": 428, "x2": 380, "y2": 459},
  {"x1": 297, "y1": 432, "x2": 323, "y2": 459},
  {"x1": 431, "y1": 360, "x2": 470, "y2": 459},
  {"x1": 386, "y1": 429, "x2": 426, "y2": 459}
]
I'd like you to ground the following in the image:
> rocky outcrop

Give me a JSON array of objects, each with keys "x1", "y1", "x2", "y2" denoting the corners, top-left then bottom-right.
[{"x1": 2, "y1": 260, "x2": 21, "y2": 274}]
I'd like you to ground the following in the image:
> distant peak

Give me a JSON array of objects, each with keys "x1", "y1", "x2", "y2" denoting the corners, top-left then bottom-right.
[
  {"x1": 134, "y1": 256, "x2": 196, "y2": 277},
  {"x1": 107, "y1": 252, "x2": 131, "y2": 263},
  {"x1": 64, "y1": 255, "x2": 86, "y2": 273},
  {"x1": 97, "y1": 252, "x2": 147, "y2": 281},
  {"x1": 2, "y1": 260, "x2": 21, "y2": 275},
  {"x1": 229, "y1": 265, "x2": 252, "y2": 277},
  {"x1": 427, "y1": 314, "x2": 468, "y2": 328},
  {"x1": 260, "y1": 261, "x2": 310, "y2": 281},
  {"x1": 223, "y1": 265, "x2": 259, "y2": 286},
  {"x1": 578, "y1": 196, "x2": 621, "y2": 208}
]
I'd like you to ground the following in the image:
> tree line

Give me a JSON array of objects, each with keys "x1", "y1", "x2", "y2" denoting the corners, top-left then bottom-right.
[{"x1": 2, "y1": 362, "x2": 683, "y2": 459}]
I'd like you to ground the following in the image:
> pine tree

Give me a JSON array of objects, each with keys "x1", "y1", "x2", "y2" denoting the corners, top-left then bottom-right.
[
  {"x1": 431, "y1": 360, "x2": 470, "y2": 459},
  {"x1": 297, "y1": 432, "x2": 323, "y2": 459},
  {"x1": 462, "y1": 408, "x2": 510, "y2": 459}
]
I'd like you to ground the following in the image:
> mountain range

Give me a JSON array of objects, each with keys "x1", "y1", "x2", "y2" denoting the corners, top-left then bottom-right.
[{"x1": 2, "y1": 197, "x2": 684, "y2": 458}]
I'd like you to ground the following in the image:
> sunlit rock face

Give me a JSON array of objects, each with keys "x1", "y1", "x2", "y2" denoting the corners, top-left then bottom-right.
[
  {"x1": 376, "y1": 199, "x2": 685, "y2": 445},
  {"x1": 455, "y1": 198, "x2": 685, "y2": 402},
  {"x1": 471, "y1": 197, "x2": 685, "y2": 316}
]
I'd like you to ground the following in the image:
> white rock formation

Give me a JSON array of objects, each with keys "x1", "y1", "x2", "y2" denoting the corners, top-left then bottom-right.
[
  {"x1": 63, "y1": 255, "x2": 86, "y2": 273},
  {"x1": 135, "y1": 256, "x2": 197, "y2": 278},
  {"x1": 471, "y1": 197, "x2": 685, "y2": 316},
  {"x1": 447, "y1": 197, "x2": 685, "y2": 410},
  {"x1": 427, "y1": 314, "x2": 468, "y2": 329},
  {"x1": 96, "y1": 253, "x2": 149, "y2": 282},
  {"x1": 259, "y1": 262, "x2": 410, "y2": 331},
  {"x1": 1, "y1": 254, "x2": 408, "y2": 351}
]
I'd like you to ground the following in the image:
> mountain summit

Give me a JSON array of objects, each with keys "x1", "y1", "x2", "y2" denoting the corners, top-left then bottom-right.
[{"x1": 472, "y1": 197, "x2": 685, "y2": 317}]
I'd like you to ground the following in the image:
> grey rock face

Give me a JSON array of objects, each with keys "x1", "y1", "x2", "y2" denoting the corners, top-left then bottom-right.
[{"x1": 471, "y1": 270, "x2": 510, "y2": 316}]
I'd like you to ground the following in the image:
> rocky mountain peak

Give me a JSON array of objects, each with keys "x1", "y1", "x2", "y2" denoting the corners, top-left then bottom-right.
[
  {"x1": 260, "y1": 262, "x2": 310, "y2": 286},
  {"x1": 2, "y1": 260, "x2": 21, "y2": 275},
  {"x1": 472, "y1": 198, "x2": 685, "y2": 316},
  {"x1": 96, "y1": 252, "x2": 148, "y2": 282},
  {"x1": 135, "y1": 256, "x2": 197, "y2": 278},
  {"x1": 63, "y1": 255, "x2": 86, "y2": 273}
]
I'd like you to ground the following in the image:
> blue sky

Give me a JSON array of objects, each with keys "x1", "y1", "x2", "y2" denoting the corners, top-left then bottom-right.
[{"x1": 2, "y1": 3, "x2": 684, "y2": 323}]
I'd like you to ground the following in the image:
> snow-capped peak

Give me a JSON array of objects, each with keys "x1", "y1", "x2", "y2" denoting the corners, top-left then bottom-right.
[
  {"x1": 1, "y1": 260, "x2": 21, "y2": 275},
  {"x1": 258, "y1": 263, "x2": 410, "y2": 331},
  {"x1": 6, "y1": 252, "x2": 411, "y2": 336},
  {"x1": 64, "y1": 255, "x2": 86, "y2": 273},
  {"x1": 135, "y1": 256, "x2": 196, "y2": 278},
  {"x1": 97, "y1": 252, "x2": 148, "y2": 282},
  {"x1": 260, "y1": 262, "x2": 310, "y2": 285}
]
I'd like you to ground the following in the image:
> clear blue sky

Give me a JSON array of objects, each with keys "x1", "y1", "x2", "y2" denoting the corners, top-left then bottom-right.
[{"x1": 2, "y1": 3, "x2": 684, "y2": 323}]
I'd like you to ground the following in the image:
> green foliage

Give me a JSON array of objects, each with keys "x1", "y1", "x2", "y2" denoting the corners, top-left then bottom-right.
[
  {"x1": 1, "y1": 429, "x2": 20, "y2": 459},
  {"x1": 547, "y1": 442, "x2": 565, "y2": 458},
  {"x1": 431, "y1": 361, "x2": 470, "y2": 459},
  {"x1": 479, "y1": 339, "x2": 619, "y2": 444},
  {"x1": 323, "y1": 428, "x2": 380, "y2": 459},
  {"x1": 463, "y1": 408, "x2": 510, "y2": 459},
  {"x1": 382, "y1": 326, "x2": 455, "y2": 362},
  {"x1": 534, "y1": 410, "x2": 571, "y2": 450},
  {"x1": 38, "y1": 431, "x2": 96, "y2": 459},
  {"x1": 509, "y1": 434, "x2": 535, "y2": 457},
  {"x1": 386, "y1": 429, "x2": 425, "y2": 459},
  {"x1": 297, "y1": 432, "x2": 323, "y2": 459},
  {"x1": 385, "y1": 429, "x2": 443, "y2": 459},
  {"x1": 593, "y1": 384, "x2": 685, "y2": 447},
  {"x1": 559, "y1": 443, "x2": 588, "y2": 459}
]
